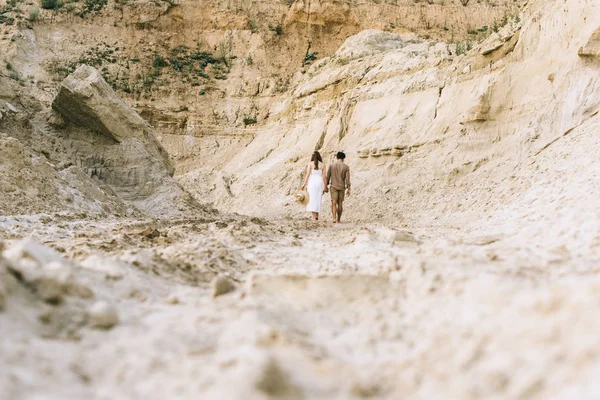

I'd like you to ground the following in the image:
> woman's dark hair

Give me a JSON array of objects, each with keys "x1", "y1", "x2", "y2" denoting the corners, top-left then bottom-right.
[{"x1": 311, "y1": 151, "x2": 323, "y2": 170}]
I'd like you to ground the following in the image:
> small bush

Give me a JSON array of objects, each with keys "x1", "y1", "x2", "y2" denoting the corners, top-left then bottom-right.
[
  {"x1": 455, "y1": 41, "x2": 468, "y2": 56},
  {"x1": 41, "y1": 0, "x2": 58, "y2": 9},
  {"x1": 268, "y1": 24, "x2": 283, "y2": 35},
  {"x1": 218, "y1": 41, "x2": 231, "y2": 68},
  {"x1": 243, "y1": 117, "x2": 257, "y2": 126},
  {"x1": 304, "y1": 51, "x2": 318, "y2": 65},
  {"x1": 28, "y1": 7, "x2": 40, "y2": 20},
  {"x1": 248, "y1": 20, "x2": 258, "y2": 33},
  {"x1": 9, "y1": 70, "x2": 22, "y2": 82},
  {"x1": 152, "y1": 53, "x2": 167, "y2": 68},
  {"x1": 82, "y1": 0, "x2": 106, "y2": 13}
]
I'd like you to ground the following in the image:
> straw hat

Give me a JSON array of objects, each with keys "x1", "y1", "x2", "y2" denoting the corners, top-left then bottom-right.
[{"x1": 296, "y1": 188, "x2": 309, "y2": 205}]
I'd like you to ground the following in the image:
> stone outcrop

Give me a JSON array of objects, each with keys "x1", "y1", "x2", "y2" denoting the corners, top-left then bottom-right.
[
  {"x1": 579, "y1": 28, "x2": 600, "y2": 57},
  {"x1": 51, "y1": 65, "x2": 197, "y2": 218},
  {"x1": 52, "y1": 65, "x2": 172, "y2": 172}
]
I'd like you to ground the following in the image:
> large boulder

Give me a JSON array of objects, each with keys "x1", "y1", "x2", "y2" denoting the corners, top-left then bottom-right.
[
  {"x1": 52, "y1": 65, "x2": 172, "y2": 172},
  {"x1": 51, "y1": 65, "x2": 198, "y2": 218}
]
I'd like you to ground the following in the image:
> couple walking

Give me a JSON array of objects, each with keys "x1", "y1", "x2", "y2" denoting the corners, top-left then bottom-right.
[{"x1": 300, "y1": 151, "x2": 351, "y2": 223}]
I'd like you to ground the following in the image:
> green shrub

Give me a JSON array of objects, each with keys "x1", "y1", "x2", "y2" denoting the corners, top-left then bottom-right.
[
  {"x1": 9, "y1": 70, "x2": 22, "y2": 82},
  {"x1": 82, "y1": 0, "x2": 106, "y2": 13},
  {"x1": 268, "y1": 24, "x2": 283, "y2": 35},
  {"x1": 152, "y1": 53, "x2": 167, "y2": 68},
  {"x1": 304, "y1": 51, "x2": 318, "y2": 65},
  {"x1": 243, "y1": 117, "x2": 257, "y2": 126},
  {"x1": 28, "y1": 7, "x2": 40, "y2": 20},
  {"x1": 41, "y1": 0, "x2": 59, "y2": 9},
  {"x1": 248, "y1": 20, "x2": 258, "y2": 33},
  {"x1": 218, "y1": 41, "x2": 231, "y2": 68}
]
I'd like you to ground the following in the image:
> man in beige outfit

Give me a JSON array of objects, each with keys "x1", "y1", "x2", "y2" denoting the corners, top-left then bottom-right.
[{"x1": 326, "y1": 151, "x2": 351, "y2": 223}]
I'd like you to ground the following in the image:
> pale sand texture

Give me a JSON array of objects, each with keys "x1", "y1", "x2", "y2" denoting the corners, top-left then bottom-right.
[{"x1": 0, "y1": 0, "x2": 599, "y2": 398}]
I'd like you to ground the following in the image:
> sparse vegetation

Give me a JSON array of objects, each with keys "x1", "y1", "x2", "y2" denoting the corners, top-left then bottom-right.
[
  {"x1": 152, "y1": 53, "x2": 167, "y2": 69},
  {"x1": 248, "y1": 20, "x2": 258, "y2": 33},
  {"x1": 454, "y1": 40, "x2": 473, "y2": 56},
  {"x1": 243, "y1": 117, "x2": 257, "y2": 126},
  {"x1": 81, "y1": 0, "x2": 106, "y2": 14},
  {"x1": 28, "y1": 7, "x2": 39, "y2": 20},
  {"x1": 0, "y1": 9, "x2": 14, "y2": 25},
  {"x1": 304, "y1": 51, "x2": 318, "y2": 65},
  {"x1": 9, "y1": 70, "x2": 23, "y2": 84},
  {"x1": 7, "y1": 0, "x2": 22, "y2": 8},
  {"x1": 218, "y1": 41, "x2": 231, "y2": 68},
  {"x1": 268, "y1": 24, "x2": 283, "y2": 35},
  {"x1": 41, "y1": 0, "x2": 59, "y2": 10}
]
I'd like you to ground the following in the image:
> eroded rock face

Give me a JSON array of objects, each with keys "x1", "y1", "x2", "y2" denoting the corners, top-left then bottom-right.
[
  {"x1": 51, "y1": 65, "x2": 197, "y2": 218},
  {"x1": 52, "y1": 65, "x2": 171, "y2": 166},
  {"x1": 579, "y1": 28, "x2": 600, "y2": 57}
]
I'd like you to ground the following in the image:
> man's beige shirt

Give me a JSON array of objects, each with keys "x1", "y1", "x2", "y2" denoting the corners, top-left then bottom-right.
[{"x1": 327, "y1": 161, "x2": 350, "y2": 190}]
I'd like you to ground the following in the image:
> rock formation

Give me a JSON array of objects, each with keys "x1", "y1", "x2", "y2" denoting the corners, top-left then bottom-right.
[
  {"x1": 51, "y1": 65, "x2": 196, "y2": 218},
  {"x1": 579, "y1": 27, "x2": 600, "y2": 57}
]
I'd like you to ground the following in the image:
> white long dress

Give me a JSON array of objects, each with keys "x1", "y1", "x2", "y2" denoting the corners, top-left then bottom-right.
[{"x1": 306, "y1": 169, "x2": 324, "y2": 213}]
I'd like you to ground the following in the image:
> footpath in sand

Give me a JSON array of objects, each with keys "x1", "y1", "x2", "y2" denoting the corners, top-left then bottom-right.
[{"x1": 2, "y1": 213, "x2": 600, "y2": 399}]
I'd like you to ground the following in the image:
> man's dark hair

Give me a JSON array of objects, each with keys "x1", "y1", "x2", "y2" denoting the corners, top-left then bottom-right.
[{"x1": 336, "y1": 151, "x2": 346, "y2": 160}]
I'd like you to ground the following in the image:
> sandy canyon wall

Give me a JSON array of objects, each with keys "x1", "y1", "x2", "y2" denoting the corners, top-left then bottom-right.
[
  {"x1": 0, "y1": 0, "x2": 522, "y2": 181},
  {"x1": 192, "y1": 0, "x2": 600, "y2": 248}
]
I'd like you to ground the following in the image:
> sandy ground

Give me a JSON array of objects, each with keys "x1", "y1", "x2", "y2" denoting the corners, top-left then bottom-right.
[{"x1": 2, "y1": 210, "x2": 599, "y2": 400}]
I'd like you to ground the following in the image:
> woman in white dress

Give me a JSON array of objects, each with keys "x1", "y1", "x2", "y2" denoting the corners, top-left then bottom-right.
[{"x1": 301, "y1": 151, "x2": 327, "y2": 221}]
